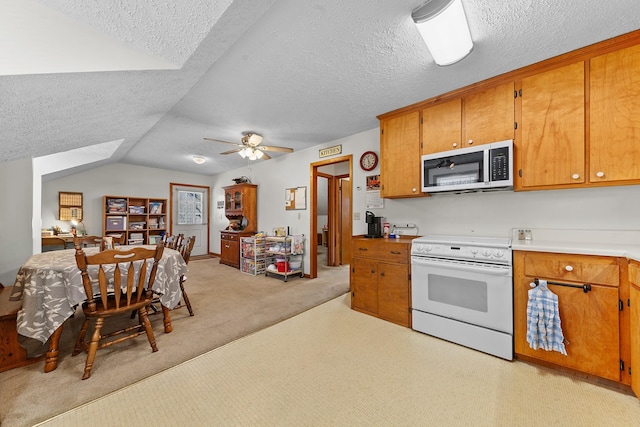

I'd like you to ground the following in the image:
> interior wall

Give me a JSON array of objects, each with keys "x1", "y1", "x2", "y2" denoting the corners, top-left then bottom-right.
[
  {"x1": 0, "y1": 157, "x2": 33, "y2": 287},
  {"x1": 41, "y1": 162, "x2": 212, "y2": 240}
]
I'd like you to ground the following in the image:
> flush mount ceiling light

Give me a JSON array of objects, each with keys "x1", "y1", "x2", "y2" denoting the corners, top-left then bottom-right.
[
  {"x1": 412, "y1": 0, "x2": 473, "y2": 66},
  {"x1": 192, "y1": 155, "x2": 206, "y2": 164}
]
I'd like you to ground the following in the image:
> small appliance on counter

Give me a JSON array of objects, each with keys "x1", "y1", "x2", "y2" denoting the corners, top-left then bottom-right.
[{"x1": 364, "y1": 211, "x2": 382, "y2": 238}]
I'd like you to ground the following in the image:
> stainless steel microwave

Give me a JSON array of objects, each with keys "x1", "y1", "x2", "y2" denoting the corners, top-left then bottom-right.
[{"x1": 421, "y1": 139, "x2": 513, "y2": 193}]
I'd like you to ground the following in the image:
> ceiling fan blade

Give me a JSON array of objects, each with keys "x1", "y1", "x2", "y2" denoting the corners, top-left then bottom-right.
[
  {"x1": 259, "y1": 145, "x2": 294, "y2": 153},
  {"x1": 203, "y1": 137, "x2": 241, "y2": 146},
  {"x1": 220, "y1": 148, "x2": 243, "y2": 155},
  {"x1": 260, "y1": 151, "x2": 272, "y2": 160}
]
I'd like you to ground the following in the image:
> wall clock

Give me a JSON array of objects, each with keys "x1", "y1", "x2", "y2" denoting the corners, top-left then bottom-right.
[{"x1": 359, "y1": 151, "x2": 378, "y2": 171}]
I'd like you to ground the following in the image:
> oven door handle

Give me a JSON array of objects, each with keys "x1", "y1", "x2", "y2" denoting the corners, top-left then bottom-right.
[{"x1": 411, "y1": 256, "x2": 512, "y2": 276}]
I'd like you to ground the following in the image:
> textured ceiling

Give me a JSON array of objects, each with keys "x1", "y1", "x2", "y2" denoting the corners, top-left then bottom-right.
[{"x1": 1, "y1": 0, "x2": 639, "y2": 177}]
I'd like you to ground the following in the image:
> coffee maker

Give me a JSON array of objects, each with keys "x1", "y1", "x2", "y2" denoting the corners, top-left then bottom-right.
[{"x1": 364, "y1": 211, "x2": 383, "y2": 238}]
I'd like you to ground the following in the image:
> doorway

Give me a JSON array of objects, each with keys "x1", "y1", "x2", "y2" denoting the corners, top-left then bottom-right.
[
  {"x1": 169, "y1": 183, "x2": 210, "y2": 256},
  {"x1": 309, "y1": 155, "x2": 352, "y2": 279}
]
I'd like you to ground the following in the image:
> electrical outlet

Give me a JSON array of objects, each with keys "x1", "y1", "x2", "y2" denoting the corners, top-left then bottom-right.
[
  {"x1": 353, "y1": 212, "x2": 360, "y2": 221},
  {"x1": 395, "y1": 223, "x2": 416, "y2": 228}
]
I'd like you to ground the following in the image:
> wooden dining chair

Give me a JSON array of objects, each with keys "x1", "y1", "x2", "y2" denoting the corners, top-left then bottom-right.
[
  {"x1": 72, "y1": 242, "x2": 164, "y2": 380},
  {"x1": 42, "y1": 236, "x2": 67, "y2": 252},
  {"x1": 174, "y1": 236, "x2": 196, "y2": 316},
  {"x1": 73, "y1": 235, "x2": 102, "y2": 248},
  {"x1": 144, "y1": 235, "x2": 195, "y2": 318},
  {"x1": 162, "y1": 234, "x2": 183, "y2": 250}
]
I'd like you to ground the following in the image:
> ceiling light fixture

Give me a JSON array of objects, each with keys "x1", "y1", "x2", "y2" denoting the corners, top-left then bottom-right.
[
  {"x1": 192, "y1": 155, "x2": 206, "y2": 164},
  {"x1": 238, "y1": 147, "x2": 264, "y2": 161},
  {"x1": 412, "y1": 0, "x2": 473, "y2": 66}
]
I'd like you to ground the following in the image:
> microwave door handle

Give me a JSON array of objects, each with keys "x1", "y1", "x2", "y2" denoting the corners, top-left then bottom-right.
[{"x1": 484, "y1": 149, "x2": 490, "y2": 184}]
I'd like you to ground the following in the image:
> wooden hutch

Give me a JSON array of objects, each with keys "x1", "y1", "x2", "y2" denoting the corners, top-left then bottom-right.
[{"x1": 220, "y1": 183, "x2": 257, "y2": 268}]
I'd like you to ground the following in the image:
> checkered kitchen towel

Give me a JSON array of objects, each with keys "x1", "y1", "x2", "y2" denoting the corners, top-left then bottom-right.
[{"x1": 526, "y1": 279, "x2": 567, "y2": 355}]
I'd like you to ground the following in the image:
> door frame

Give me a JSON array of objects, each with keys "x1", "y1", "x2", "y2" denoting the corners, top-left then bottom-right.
[
  {"x1": 169, "y1": 182, "x2": 211, "y2": 255},
  {"x1": 309, "y1": 155, "x2": 352, "y2": 278}
]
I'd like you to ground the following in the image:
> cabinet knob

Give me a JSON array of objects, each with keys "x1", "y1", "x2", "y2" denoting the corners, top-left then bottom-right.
[
  {"x1": 572, "y1": 174, "x2": 580, "y2": 180},
  {"x1": 596, "y1": 171, "x2": 605, "y2": 178},
  {"x1": 412, "y1": 188, "x2": 417, "y2": 193},
  {"x1": 468, "y1": 139, "x2": 473, "y2": 145},
  {"x1": 452, "y1": 142, "x2": 458, "y2": 148},
  {"x1": 565, "y1": 265, "x2": 573, "y2": 272}
]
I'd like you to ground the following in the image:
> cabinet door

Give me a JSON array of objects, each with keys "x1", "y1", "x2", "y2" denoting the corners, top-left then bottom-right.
[
  {"x1": 590, "y1": 44, "x2": 640, "y2": 183},
  {"x1": 630, "y1": 263, "x2": 640, "y2": 397},
  {"x1": 422, "y1": 99, "x2": 462, "y2": 154},
  {"x1": 221, "y1": 237, "x2": 240, "y2": 267},
  {"x1": 351, "y1": 257, "x2": 378, "y2": 314},
  {"x1": 514, "y1": 274, "x2": 620, "y2": 381},
  {"x1": 377, "y1": 262, "x2": 410, "y2": 327},
  {"x1": 631, "y1": 283, "x2": 640, "y2": 397},
  {"x1": 463, "y1": 81, "x2": 514, "y2": 147},
  {"x1": 224, "y1": 191, "x2": 233, "y2": 211},
  {"x1": 519, "y1": 62, "x2": 585, "y2": 188},
  {"x1": 228, "y1": 239, "x2": 240, "y2": 267},
  {"x1": 380, "y1": 111, "x2": 422, "y2": 198}
]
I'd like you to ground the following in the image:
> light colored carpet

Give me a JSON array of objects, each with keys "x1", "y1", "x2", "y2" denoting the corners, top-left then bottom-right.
[
  {"x1": 0, "y1": 255, "x2": 349, "y2": 427},
  {"x1": 35, "y1": 293, "x2": 640, "y2": 426}
]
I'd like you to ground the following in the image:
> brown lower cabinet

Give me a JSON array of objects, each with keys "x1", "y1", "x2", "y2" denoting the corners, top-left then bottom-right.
[
  {"x1": 220, "y1": 231, "x2": 253, "y2": 268},
  {"x1": 350, "y1": 236, "x2": 418, "y2": 327},
  {"x1": 513, "y1": 251, "x2": 629, "y2": 385}
]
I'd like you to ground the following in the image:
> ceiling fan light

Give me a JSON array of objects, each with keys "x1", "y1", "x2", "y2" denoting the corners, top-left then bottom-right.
[
  {"x1": 254, "y1": 149, "x2": 264, "y2": 159},
  {"x1": 247, "y1": 133, "x2": 263, "y2": 146},
  {"x1": 192, "y1": 155, "x2": 206, "y2": 164},
  {"x1": 238, "y1": 148, "x2": 249, "y2": 158},
  {"x1": 412, "y1": 0, "x2": 473, "y2": 66}
]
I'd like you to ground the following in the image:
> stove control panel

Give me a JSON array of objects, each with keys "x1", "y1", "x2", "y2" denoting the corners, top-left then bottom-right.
[{"x1": 411, "y1": 242, "x2": 511, "y2": 263}]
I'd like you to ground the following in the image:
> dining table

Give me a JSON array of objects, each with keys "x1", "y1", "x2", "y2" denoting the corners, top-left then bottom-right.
[{"x1": 9, "y1": 245, "x2": 188, "y2": 372}]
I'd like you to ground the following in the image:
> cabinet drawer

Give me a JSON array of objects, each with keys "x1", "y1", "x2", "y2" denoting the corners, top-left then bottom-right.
[
  {"x1": 221, "y1": 232, "x2": 239, "y2": 241},
  {"x1": 523, "y1": 252, "x2": 619, "y2": 286},
  {"x1": 352, "y1": 239, "x2": 409, "y2": 263}
]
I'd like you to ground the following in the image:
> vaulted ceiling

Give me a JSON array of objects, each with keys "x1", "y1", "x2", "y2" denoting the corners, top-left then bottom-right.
[{"x1": 1, "y1": 0, "x2": 638, "y2": 177}]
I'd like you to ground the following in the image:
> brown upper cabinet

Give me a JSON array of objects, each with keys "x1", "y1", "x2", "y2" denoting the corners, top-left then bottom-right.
[
  {"x1": 590, "y1": 44, "x2": 640, "y2": 184},
  {"x1": 422, "y1": 98, "x2": 461, "y2": 154},
  {"x1": 462, "y1": 81, "x2": 515, "y2": 147},
  {"x1": 379, "y1": 29, "x2": 640, "y2": 196},
  {"x1": 421, "y1": 82, "x2": 514, "y2": 155},
  {"x1": 380, "y1": 111, "x2": 423, "y2": 198},
  {"x1": 517, "y1": 62, "x2": 586, "y2": 188}
]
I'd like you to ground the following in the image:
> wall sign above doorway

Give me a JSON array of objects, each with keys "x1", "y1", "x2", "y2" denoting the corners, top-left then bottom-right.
[{"x1": 319, "y1": 145, "x2": 342, "y2": 158}]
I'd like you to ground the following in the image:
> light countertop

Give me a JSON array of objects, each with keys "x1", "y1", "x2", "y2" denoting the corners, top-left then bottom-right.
[{"x1": 510, "y1": 228, "x2": 640, "y2": 261}]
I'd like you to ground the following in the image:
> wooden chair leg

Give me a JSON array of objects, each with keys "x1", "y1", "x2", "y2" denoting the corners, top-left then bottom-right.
[
  {"x1": 82, "y1": 318, "x2": 102, "y2": 380},
  {"x1": 179, "y1": 280, "x2": 194, "y2": 316},
  {"x1": 161, "y1": 306, "x2": 172, "y2": 333},
  {"x1": 44, "y1": 324, "x2": 64, "y2": 373},
  {"x1": 72, "y1": 319, "x2": 90, "y2": 356},
  {"x1": 139, "y1": 308, "x2": 158, "y2": 352}
]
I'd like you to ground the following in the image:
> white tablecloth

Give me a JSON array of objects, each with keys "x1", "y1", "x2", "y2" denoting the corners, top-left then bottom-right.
[{"x1": 10, "y1": 245, "x2": 187, "y2": 343}]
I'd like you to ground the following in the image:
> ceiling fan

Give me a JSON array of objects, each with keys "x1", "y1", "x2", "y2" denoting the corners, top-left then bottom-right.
[{"x1": 203, "y1": 132, "x2": 294, "y2": 160}]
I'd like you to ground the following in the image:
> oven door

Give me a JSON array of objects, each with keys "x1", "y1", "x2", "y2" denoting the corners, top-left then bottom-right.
[{"x1": 411, "y1": 256, "x2": 512, "y2": 334}]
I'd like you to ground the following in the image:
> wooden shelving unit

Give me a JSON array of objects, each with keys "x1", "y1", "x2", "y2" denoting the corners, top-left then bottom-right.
[{"x1": 102, "y1": 195, "x2": 168, "y2": 245}]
